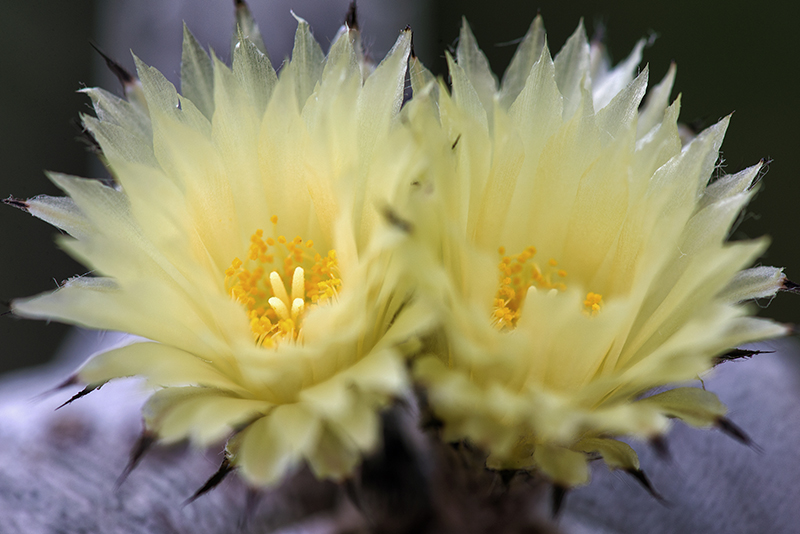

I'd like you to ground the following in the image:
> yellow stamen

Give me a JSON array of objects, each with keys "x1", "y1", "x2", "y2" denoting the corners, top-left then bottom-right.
[
  {"x1": 224, "y1": 220, "x2": 342, "y2": 347},
  {"x1": 583, "y1": 292, "x2": 603, "y2": 315},
  {"x1": 492, "y1": 246, "x2": 601, "y2": 329}
]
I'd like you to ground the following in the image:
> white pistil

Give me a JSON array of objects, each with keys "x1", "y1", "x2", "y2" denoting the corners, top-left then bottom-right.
[
  {"x1": 268, "y1": 296, "x2": 291, "y2": 321},
  {"x1": 292, "y1": 266, "x2": 305, "y2": 302},
  {"x1": 291, "y1": 298, "x2": 305, "y2": 320},
  {"x1": 269, "y1": 271, "x2": 290, "y2": 307}
]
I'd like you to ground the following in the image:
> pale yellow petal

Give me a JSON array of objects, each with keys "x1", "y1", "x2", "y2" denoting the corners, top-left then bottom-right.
[
  {"x1": 180, "y1": 23, "x2": 215, "y2": 120},
  {"x1": 553, "y1": 20, "x2": 590, "y2": 119},
  {"x1": 456, "y1": 18, "x2": 498, "y2": 121},
  {"x1": 498, "y1": 15, "x2": 546, "y2": 109}
]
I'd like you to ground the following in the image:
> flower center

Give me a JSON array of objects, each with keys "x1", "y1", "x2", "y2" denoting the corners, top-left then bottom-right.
[
  {"x1": 224, "y1": 216, "x2": 341, "y2": 347},
  {"x1": 492, "y1": 246, "x2": 602, "y2": 329}
]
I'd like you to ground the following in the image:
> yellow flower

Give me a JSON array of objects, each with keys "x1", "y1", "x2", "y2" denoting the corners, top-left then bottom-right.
[
  {"x1": 11, "y1": 12, "x2": 431, "y2": 486},
  {"x1": 400, "y1": 18, "x2": 790, "y2": 488}
]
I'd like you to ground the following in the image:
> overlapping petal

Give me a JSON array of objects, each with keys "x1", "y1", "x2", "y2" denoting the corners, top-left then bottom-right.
[
  {"x1": 10, "y1": 9, "x2": 792, "y2": 496},
  {"x1": 399, "y1": 17, "x2": 789, "y2": 487},
  {"x1": 13, "y1": 15, "x2": 430, "y2": 485}
]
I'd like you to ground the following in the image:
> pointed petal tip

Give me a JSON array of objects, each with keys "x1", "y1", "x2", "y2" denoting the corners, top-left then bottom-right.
[
  {"x1": 625, "y1": 468, "x2": 668, "y2": 504},
  {"x1": 116, "y1": 430, "x2": 158, "y2": 489},
  {"x1": 31, "y1": 374, "x2": 81, "y2": 402},
  {"x1": 551, "y1": 484, "x2": 568, "y2": 517},
  {"x1": 89, "y1": 41, "x2": 136, "y2": 90},
  {"x1": 749, "y1": 156, "x2": 772, "y2": 188},
  {"x1": 590, "y1": 19, "x2": 606, "y2": 45},
  {"x1": 183, "y1": 456, "x2": 236, "y2": 506},
  {"x1": 716, "y1": 417, "x2": 762, "y2": 452},
  {"x1": 649, "y1": 435, "x2": 671, "y2": 461},
  {"x1": 780, "y1": 278, "x2": 800, "y2": 294},
  {"x1": 715, "y1": 347, "x2": 774, "y2": 364},
  {"x1": 3, "y1": 196, "x2": 30, "y2": 211},
  {"x1": 344, "y1": 1, "x2": 358, "y2": 30},
  {"x1": 290, "y1": 10, "x2": 307, "y2": 25},
  {"x1": 55, "y1": 383, "x2": 104, "y2": 410}
]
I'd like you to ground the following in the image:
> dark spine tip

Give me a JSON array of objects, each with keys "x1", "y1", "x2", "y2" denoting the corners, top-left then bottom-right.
[
  {"x1": 116, "y1": 430, "x2": 157, "y2": 489},
  {"x1": 716, "y1": 417, "x2": 762, "y2": 452},
  {"x1": 89, "y1": 41, "x2": 135, "y2": 90},
  {"x1": 184, "y1": 456, "x2": 235, "y2": 506},
  {"x1": 56, "y1": 383, "x2": 103, "y2": 410},
  {"x1": 626, "y1": 468, "x2": 667, "y2": 504},
  {"x1": 590, "y1": 20, "x2": 607, "y2": 45},
  {"x1": 344, "y1": 1, "x2": 358, "y2": 30},
  {"x1": 234, "y1": 0, "x2": 250, "y2": 16},
  {"x1": 715, "y1": 347, "x2": 773, "y2": 364},
  {"x1": 649, "y1": 435, "x2": 671, "y2": 461},
  {"x1": 3, "y1": 197, "x2": 30, "y2": 211},
  {"x1": 451, "y1": 134, "x2": 461, "y2": 150},
  {"x1": 74, "y1": 118, "x2": 102, "y2": 155},
  {"x1": 551, "y1": 485, "x2": 568, "y2": 517},
  {"x1": 781, "y1": 279, "x2": 800, "y2": 294},
  {"x1": 32, "y1": 375, "x2": 81, "y2": 401},
  {"x1": 497, "y1": 469, "x2": 517, "y2": 487}
]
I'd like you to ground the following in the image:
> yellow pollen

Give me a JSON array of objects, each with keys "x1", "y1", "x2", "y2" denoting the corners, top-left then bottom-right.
[
  {"x1": 583, "y1": 292, "x2": 603, "y2": 315},
  {"x1": 224, "y1": 221, "x2": 342, "y2": 347},
  {"x1": 492, "y1": 246, "x2": 601, "y2": 329}
]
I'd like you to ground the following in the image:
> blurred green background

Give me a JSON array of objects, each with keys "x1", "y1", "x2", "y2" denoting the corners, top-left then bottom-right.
[{"x1": 1, "y1": 0, "x2": 797, "y2": 374}]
